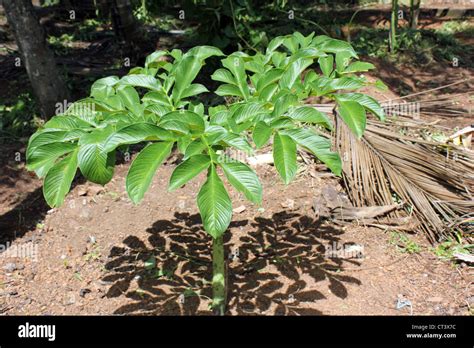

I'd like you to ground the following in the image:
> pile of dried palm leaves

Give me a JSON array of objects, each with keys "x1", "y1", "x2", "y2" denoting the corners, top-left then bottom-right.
[{"x1": 314, "y1": 84, "x2": 473, "y2": 243}]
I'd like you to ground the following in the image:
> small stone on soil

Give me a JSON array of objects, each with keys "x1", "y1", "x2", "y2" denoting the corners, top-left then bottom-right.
[
  {"x1": 79, "y1": 288, "x2": 91, "y2": 298},
  {"x1": 233, "y1": 205, "x2": 246, "y2": 214},
  {"x1": 65, "y1": 293, "x2": 76, "y2": 305},
  {"x1": 3, "y1": 263, "x2": 17, "y2": 272},
  {"x1": 95, "y1": 280, "x2": 113, "y2": 286},
  {"x1": 281, "y1": 199, "x2": 295, "y2": 209}
]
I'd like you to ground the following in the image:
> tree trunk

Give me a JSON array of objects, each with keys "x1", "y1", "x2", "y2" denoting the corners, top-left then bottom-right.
[
  {"x1": 410, "y1": 0, "x2": 421, "y2": 30},
  {"x1": 389, "y1": 0, "x2": 398, "y2": 52},
  {"x1": 3, "y1": 0, "x2": 70, "y2": 119},
  {"x1": 110, "y1": 0, "x2": 140, "y2": 48},
  {"x1": 96, "y1": 0, "x2": 111, "y2": 19}
]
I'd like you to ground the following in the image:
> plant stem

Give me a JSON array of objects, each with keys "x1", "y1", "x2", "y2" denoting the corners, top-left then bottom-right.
[
  {"x1": 211, "y1": 236, "x2": 226, "y2": 315},
  {"x1": 410, "y1": 0, "x2": 420, "y2": 30},
  {"x1": 390, "y1": 0, "x2": 398, "y2": 52}
]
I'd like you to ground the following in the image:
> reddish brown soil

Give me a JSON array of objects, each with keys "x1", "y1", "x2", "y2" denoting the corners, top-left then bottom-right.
[{"x1": 0, "y1": 151, "x2": 471, "y2": 315}]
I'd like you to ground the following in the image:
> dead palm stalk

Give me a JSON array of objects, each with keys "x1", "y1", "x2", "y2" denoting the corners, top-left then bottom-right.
[
  {"x1": 333, "y1": 114, "x2": 473, "y2": 242},
  {"x1": 312, "y1": 79, "x2": 473, "y2": 242}
]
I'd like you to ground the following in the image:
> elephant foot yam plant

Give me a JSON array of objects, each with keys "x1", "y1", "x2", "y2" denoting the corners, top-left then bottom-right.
[{"x1": 26, "y1": 32, "x2": 384, "y2": 315}]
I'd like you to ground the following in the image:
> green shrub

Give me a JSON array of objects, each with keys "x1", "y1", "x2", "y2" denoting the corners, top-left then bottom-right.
[
  {"x1": 26, "y1": 32, "x2": 383, "y2": 314},
  {"x1": 0, "y1": 93, "x2": 40, "y2": 141},
  {"x1": 352, "y1": 27, "x2": 474, "y2": 67}
]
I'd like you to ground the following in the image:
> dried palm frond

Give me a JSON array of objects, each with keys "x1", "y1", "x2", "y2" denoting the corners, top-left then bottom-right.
[
  {"x1": 310, "y1": 77, "x2": 474, "y2": 242},
  {"x1": 333, "y1": 115, "x2": 473, "y2": 242}
]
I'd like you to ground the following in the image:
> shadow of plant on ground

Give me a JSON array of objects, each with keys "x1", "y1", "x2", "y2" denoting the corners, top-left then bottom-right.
[{"x1": 102, "y1": 211, "x2": 361, "y2": 315}]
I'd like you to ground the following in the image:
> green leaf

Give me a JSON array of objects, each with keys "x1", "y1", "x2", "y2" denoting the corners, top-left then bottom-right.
[
  {"x1": 184, "y1": 139, "x2": 207, "y2": 160},
  {"x1": 270, "y1": 117, "x2": 295, "y2": 129},
  {"x1": 283, "y1": 35, "x2": 298, "y2": 53},
  {"x1": 259, "y1": 83, "x2": 279, "y2": 101},
  {"x1": 291, "y1": 47, "x2": 325, "y2": 61},
  {"x1": 186, "y1": 45, "x2": 224, "y2": 60},
  {"x1": 103, "y1": 95, "x2": 124, "y2": 110},
  {"x1": 343, "y1": 61, "x2": 375, "y2": 74},
  {"x1": 116, "y1": 85, "x2": 141, "y2": 115},
  {"x1": 375, "y1": 79, "x2": 388, "y2": 91},
  {"x1": 232, "y1": 102, "x2": 266, "y2": 124},
  {"x1": 172, "y1": 55, "x2": 202, "y2": 103},
  {"x1": 91, "y1": 76, "x2": 119, "y2": 100},
  {"x1": 145, "y1": 104, "x2": 171, "y2": 118},
  {"x1": 215, "y1": 84, "x2": 243, "y2": 98},
  {"x1": 28, "y1": 131, "x2": 68, "y2": 155},
  {"x1": 329, "y1": 77, "x2": 365, "y2": 91},
  {"x1": 266, "y1": 36, "x2": 285, "y2": 54},
  {"x1": 120, "y1": 74, "x2": 162, "y2": 91},
  {"x1": 272, "y1": 93, "x2": 298, "y2": 117},
  {"x1": 103, "y1": 123, "x2": 174, "y2": 152},
  {"x1": 126, "y1": 142, "x2": 173, "y2": 204},
  {"x1": 197, "y1": 164, "x2": 232, "y2": 238},
  {"x1": 211, "y1": 69, "x2": 236, "y2": 85},
  {"x1": 145, "y1": 50, "x2": 168, "y2": 68},
  {"x1": 142, "y1": 91, "x2": 171, "y2": 106},
  {"x1": 220, "y1": 160, "x2": 262, "y2": 204},
  {"x1": 27, "y1": 129, "x2": 86, "y2": 156},
  {"x1": 318, "y1": 55, "x2": 334, "y2": 77},
  {"x1": 144, "y1": 256, "x2": 156, "y2": 270},
  {"x1": 222, "y1": 133, "x2": 253, "y2": 154},
  {"x1": 27, "y1": 142, "x2": 77, "y2": 177},
  {"x1": 160, "y1": 111, "x2": 205, "y2": 134},
  {"x1": 79, "y1": 97, "x2": 115, "y2": 113},
  {"x1": 221, "y1": 55, "x2": 250, "y2": 100},
  {"x1": 181, "y1": 83, "x2": 209, "y2": 99},
  {"x1": 336, "y1": 93, "x2": 385, "y2": 121},
  {"x1": 189, "y1": 102, "x2": 204, "y2": 116},
  {"x1": 43, "y1": 149, "x2": 78, "y2": 207},
  {"x1": 279, "y1": 58, "x2": 312, "y2": 90},
  {"x1": 337, "y1": 100, "x2": 367, "y2": 138},
  {"x1": 255, "y1": 68, "x2": 284, "y2": 92},
  {"x1": 271, "y1": 51, "x2": 286, "y2": 67},
  {"x1": 292, "y1": 31, "x2": 311, "y2": 48},
  {"x1": 78, "y1": 128, "x2": 116, "y2": 185},
  {"x1": 273, "y1": 132, "x2": 297, "y2": 184},
  {"x1": 288, "y1": 106, "x2": 333, "y2": 129},
  {"x1": 159, "y1": 120, "x2": 190, "y2": 135},
  {"x1": 43, "y1": 115, "x2": 93, "y2": 131},
  {"x1": 78, "y1": 145, "x2": 115, "y2": 185},
  {"x1": 169, "y1": 154, "x2": 211, "y2": 191},
  {"x1": 253, "y1": 121, "x2": 272, "y2": 148},
  {"x1": 204, "y1": 125, "x2": 228, "y2": 145},
  {"x1": 319, "y1": 38, "x2": 358, "y2": 58},
  {"x1": 177, "y1": 135, "x2": 192, "y2": 154},
  {"x1": 280, "y1": 128, "x2": 342, "y2": 176},
  {"x1": 335, "y1": 51, "x2": 352, "y2": 72}
]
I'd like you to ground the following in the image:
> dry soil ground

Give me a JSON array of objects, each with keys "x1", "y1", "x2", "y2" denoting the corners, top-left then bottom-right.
[{"x1": 0, "y1": 148, "x2": 472, "y2": 315}]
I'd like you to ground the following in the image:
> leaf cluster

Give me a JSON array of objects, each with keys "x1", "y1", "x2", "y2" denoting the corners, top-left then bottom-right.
[{"x1": 27, "y1": 32, "x2": 384, "y2": 238}]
